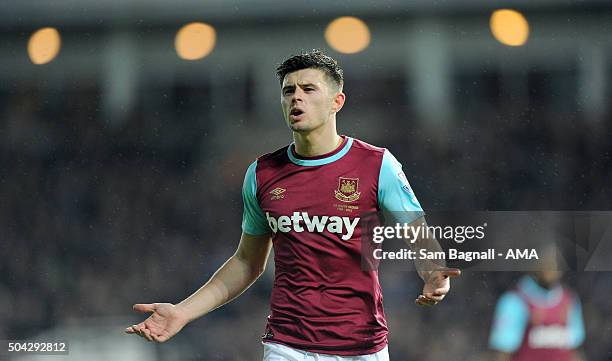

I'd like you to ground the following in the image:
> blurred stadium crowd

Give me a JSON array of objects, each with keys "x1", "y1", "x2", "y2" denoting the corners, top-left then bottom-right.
[{"x1": 1, "y1": 70, "x2": 611, "y2": 360}]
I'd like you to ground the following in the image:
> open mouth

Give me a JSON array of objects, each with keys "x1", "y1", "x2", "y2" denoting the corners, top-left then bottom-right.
[
  {"x1": 289, "y1": 108, "x2": 304, "y2": 121},
  {"x1": 290, "y1": 108, "x2": 304, "y2": 116}
]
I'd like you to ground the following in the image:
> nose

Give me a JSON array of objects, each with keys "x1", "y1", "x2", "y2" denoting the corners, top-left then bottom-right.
[{"x1": 291, "y1": 88, "x2": 304, "y2": 103}]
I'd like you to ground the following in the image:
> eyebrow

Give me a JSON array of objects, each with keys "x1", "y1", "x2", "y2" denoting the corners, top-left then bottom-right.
[{"x1": 282, "y1": 83, "x2": 318, "y2": 92}]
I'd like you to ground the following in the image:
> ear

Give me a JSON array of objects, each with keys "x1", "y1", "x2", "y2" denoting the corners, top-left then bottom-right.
[{"x1": 331, "y1": 91, "x2": 346, "y2": 113}]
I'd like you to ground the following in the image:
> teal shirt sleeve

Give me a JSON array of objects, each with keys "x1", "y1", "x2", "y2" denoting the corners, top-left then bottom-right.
[
  {"x1": 377, "y1": 149, "x2": 424, "y2": 224},
  {"x1": 241, "y1": 160, "x2": 271, "y2": 235},
  {"x1": 568, "y1": 295, "x2": 585, "y2": 348},
  {"x1": 489, "y1": 292, "x2": 529, "y2": 353}
]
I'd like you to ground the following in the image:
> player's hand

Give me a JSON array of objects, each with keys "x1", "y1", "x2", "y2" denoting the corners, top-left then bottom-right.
[
  {"x1": 125, "y1": 303, "x2": 189, "y2": 343},
  {"x1": 415, "y1": 268, "x2": 461, "y2": 307}
]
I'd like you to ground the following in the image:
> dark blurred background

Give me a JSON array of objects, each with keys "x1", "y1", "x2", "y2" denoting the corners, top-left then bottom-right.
[{"x1": 0, "y1": 1, "x2": 611, "y2": 360}]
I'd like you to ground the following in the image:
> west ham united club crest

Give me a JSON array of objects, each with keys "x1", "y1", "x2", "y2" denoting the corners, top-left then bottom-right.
[{"x1": 334, "y1": 177, "x2": 361, "y2": 202}]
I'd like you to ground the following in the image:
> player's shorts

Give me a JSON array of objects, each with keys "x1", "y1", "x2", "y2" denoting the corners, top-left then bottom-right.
[{"x1": 262, "y1": 342, "x2": 390, "y2": 361}]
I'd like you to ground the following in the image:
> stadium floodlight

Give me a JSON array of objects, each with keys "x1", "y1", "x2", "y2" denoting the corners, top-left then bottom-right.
[
  {"x1": 28, "y1": 27, "x2": 61, "y2": 65},
  {"x1": 325, "y1": 16, "x2": 371, "y2": 54},
  {"x1": 490, "y1": 9, "x2": 529, "y2": 47},
  {"x1": 175, "y1": 22, "x2": 216, "y2": 61}
]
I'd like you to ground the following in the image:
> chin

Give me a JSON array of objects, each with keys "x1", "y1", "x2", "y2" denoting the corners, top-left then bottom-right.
[
  {"x1": 287, "y1": 121, "x2": 311, "y2": 133},
  {"x1": 289, "y1": 125, "x2": 311, "y2": 133}
]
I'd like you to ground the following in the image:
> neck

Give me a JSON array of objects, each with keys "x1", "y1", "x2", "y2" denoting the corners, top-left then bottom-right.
[{"x1": 293, "y1": 128, "x2": 341, "y2": 157}]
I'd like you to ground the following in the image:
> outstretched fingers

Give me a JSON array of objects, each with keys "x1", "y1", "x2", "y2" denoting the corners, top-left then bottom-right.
[
  {"x1": 439, "y1": 268, "x2": 461, "y2": 278},
  {"x1": 125, "y1": 325, "x2": 136, "y2": 334},
  {"x1": 126, "y1": 323, "x2": 155, "y2": 342},
  {"x1": 126, "y1": 324, "x2": 143, "y2": 337},
  {"x1": 126, "y1": 304, "x2": 155, "y2": 340},
  {"x1": 415, "y1": 295, "x2": 437, "y2": 307},
  {"x1": 142, "y1": 328, "x2": 154, "y2": 342},
  {"x1": 423, "y1": 291, "x2": 446, "y2": 302},
  {"x1": 133, "y1": 303, "x2": 157, "y2": 313},
  {"x1": 152, "y1": 332, "x2": 169, "y2": 343}
]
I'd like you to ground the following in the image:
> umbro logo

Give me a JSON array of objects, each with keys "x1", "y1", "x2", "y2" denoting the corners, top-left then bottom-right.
[{"x1": 270, "y1": 187, "x2": 286, "y2": 200}]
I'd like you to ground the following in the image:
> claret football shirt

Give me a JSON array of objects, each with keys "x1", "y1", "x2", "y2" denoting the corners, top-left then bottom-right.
[
  {"x1": 242, "y1": 135, "x2": 423, "y2": 355},
  {"x1": 489, "y1": 276, "x2": 585, "y2": 361}
]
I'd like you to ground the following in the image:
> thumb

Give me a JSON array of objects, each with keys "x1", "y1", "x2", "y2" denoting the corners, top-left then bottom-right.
[
  {"x1": 439, "y1": 268, "x2": 461, "y2": 278},
  {"x1": 133, "y1": 303, "x2": 156, "y2": 313}
]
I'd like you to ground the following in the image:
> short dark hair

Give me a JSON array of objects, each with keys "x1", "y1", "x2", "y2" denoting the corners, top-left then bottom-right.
[{"x1": 276, "y1": 49, "x2": 344, "y2": 90}]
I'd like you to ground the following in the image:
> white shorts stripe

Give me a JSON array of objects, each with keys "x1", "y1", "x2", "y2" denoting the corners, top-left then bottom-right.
[{"x1": 262, "y1": 342, "x2": 390, "y2": 361}]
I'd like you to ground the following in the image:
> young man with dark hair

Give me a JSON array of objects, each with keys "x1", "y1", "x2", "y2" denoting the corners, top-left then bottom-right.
[{"x1": 126, "y1": 50, "x2": 460, "y2": 360}]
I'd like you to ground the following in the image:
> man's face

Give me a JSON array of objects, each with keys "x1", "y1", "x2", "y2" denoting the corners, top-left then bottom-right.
[{"x1": 280, "y1": 68, "x2": 340, "y2": 133}]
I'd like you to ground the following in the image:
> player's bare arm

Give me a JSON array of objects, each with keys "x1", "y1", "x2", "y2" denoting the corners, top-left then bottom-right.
[
  {"x1": 403, "y1": 216, "x2": 461, "y2": 307},
  {"x1": 125, "y1": 231, "x2": 272, "y2": 342}
]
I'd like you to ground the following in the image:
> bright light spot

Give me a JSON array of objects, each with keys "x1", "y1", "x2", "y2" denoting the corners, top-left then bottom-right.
[
  {"x1": 175, "y1": 22, "x2": 216, "y2": 60},
  {"x1": 490, "y1": 9, "x2": 529, "y2": 47},
  {"x1": 28, "y1": 27, "x2": 61, "y2": 65},
  {"x1": 325, "y1": 16, "x2": 370, "y2": 54}
]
